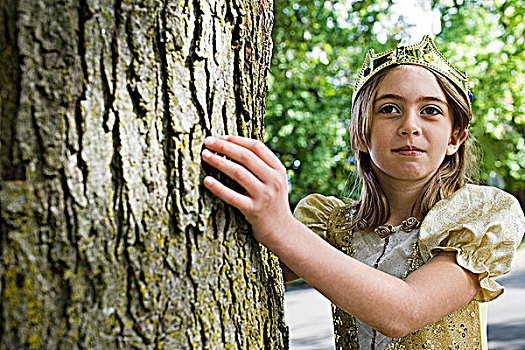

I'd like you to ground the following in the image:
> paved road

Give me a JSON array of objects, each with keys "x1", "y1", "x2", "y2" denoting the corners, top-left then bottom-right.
[
  {"x1": 284, "y1": 248, "x2": 525, "y2": 349},
  {"x1": 487, "y1": 249, "x2": 525, "y2": 350}
]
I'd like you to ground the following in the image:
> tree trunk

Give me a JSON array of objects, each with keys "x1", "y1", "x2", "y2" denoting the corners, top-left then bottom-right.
[{"x1": 0, "y1": 0, "x2": 287, "y2": 348}]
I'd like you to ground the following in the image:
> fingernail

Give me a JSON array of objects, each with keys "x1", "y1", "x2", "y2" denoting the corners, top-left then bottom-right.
[
  {"x1": 202, "y1": 149, "x2": 211, "y2": 158},
  {"x1": 205, "y1": 136, "x2": 216, "y2": 145}
]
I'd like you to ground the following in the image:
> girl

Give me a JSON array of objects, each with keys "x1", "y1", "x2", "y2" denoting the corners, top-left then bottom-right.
[{"x1": 201, "y1": 36, "x2": 525, "y2": 349}]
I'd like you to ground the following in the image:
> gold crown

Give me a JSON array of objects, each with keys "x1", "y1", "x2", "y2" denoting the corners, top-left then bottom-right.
[{"x1": 352, "y1": 35, "x2": 472, "y2": 111}]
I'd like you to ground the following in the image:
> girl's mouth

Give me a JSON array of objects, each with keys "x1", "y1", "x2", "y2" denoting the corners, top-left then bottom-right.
[{"x1": 392, "y1": 145, "x2": 425, "y2": 156}]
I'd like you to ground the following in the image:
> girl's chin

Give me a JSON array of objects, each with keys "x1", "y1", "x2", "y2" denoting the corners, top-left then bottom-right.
[{"x1": 373, "y1": 166, "x2": 437, "y2": 184}]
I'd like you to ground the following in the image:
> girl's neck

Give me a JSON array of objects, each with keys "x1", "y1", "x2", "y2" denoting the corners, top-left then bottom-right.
[
  {"x1": 375, "y1": 176, "x2": 428, "y2": 226},
  {"x1": 383, "y1": 184, "x2": 424, "y2": 226}
]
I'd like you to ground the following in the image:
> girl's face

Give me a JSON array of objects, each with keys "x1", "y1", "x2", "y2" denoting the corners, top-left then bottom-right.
[{"x1": 363, "y1": 65, "x2": 464, "y2": 185}]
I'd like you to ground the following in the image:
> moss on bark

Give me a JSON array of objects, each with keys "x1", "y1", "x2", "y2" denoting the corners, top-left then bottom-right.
[{"x1": 0, "y1": 0, "x2": 287, "y2": 348}]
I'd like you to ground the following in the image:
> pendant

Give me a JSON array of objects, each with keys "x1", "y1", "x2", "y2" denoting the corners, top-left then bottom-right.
[
  {"x1": 374, "y1": 224, "x2": 395, "y2": 239},
  {"x1": 356, "y1": 218, "x2": 368, "y2": 231},
  {"x1": 400, "y1": 217, "x2": 420, "y2": 232}
]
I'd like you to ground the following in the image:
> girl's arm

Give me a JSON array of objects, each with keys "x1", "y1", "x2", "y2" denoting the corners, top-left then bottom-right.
[{"x1": 201, "y1": 135, "x2": 480, "y2": 338}]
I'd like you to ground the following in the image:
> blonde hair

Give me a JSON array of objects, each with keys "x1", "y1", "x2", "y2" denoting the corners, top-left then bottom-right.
[{"x1": 350, "y1": 65, "x2": 476, "y2": 229}]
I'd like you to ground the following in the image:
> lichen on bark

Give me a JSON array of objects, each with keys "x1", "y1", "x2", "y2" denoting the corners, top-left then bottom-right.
[{"x1": 0, "y1": 0, "x2": 287, "y2": 348}]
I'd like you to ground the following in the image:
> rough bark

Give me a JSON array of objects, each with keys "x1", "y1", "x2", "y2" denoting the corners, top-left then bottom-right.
[{"x1": 0, "y1": 0, "x2": 287, "y2": 348}]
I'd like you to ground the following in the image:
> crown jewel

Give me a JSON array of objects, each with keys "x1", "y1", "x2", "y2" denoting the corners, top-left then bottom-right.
[{"x1": 352, "y1": 35, "x2": 472, "y2": 111}]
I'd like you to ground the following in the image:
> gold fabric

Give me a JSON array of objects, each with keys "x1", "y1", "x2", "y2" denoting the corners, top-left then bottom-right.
[
  {"x1": 293, "y1": 185, "x2": 525, "y2": 349},
  {"x1": 389, "y1": 301, "x2": 482, "y2": 349},
  {"x1": 419, "y1": 184, "x2": 525, "y2": 302}
]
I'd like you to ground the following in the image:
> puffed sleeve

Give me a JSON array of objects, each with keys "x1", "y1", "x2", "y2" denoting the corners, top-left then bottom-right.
[
  {"x1": 293, "y1": 194, "x2": 344, "y2": 240},
  {"x1": 419, "y1": 184, "x2": 525, "y2": 302}
]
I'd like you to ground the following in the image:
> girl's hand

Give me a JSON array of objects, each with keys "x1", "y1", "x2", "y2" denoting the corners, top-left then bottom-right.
[{"x1": 201, "y1": 135, "x2": 295, "y2": 245}]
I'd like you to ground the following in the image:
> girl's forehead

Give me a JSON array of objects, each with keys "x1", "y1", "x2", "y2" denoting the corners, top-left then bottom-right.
[{"x1": 376, "y1": 65, "x2": 446, "y2": 99}]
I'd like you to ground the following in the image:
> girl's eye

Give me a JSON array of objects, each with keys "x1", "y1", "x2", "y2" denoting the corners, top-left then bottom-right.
[
  {"x1": 421, "y1": 106, "x2": 442, "y2": 115},
  {"x1": 379, "y1": 105, "x2": 400, "y2": 114}
]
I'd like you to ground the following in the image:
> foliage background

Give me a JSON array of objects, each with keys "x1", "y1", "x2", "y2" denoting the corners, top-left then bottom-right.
[{"x1": 264, "y1": 0, "x2": 525, "y2": 210}]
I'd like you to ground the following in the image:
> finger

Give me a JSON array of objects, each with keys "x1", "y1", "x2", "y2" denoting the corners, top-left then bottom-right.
[
  {"x1": 203, "y1": 176, "x2": 253, "y2": 211},
  {"x1": 204, "y1": 137, "x2": 276, "y2": 181},
  {"x1": 201, "y1": 149, "x2": 263, "y2": 196},
  {"x1": 218, "y1": 135, "x2": 284, "y2": 171}
]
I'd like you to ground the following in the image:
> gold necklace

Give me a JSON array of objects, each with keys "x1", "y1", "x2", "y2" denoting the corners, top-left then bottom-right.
[{"x1": 356, "y1": 217, "x2": 421, "y2": 239}]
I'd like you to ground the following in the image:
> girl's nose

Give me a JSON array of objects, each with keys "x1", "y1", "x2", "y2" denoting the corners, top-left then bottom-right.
[{"x1": 398, "y1": 112, "x2": 421, "y2": 137}]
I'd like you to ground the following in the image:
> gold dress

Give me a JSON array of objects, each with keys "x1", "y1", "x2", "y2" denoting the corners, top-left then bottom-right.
[{"x1": 293, "y1": 184, "x2": 525, "y2": 350}]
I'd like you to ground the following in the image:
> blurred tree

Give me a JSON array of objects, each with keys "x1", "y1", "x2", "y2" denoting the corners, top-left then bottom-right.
[{"x1": 435, "y1": 0, "x2": 525, "y2": 201}]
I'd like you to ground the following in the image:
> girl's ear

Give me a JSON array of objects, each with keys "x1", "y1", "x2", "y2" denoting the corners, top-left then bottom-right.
[{"x1": 446, "y1": 129, "x2": 468, "y2": 156}]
